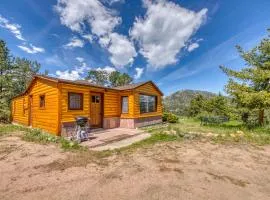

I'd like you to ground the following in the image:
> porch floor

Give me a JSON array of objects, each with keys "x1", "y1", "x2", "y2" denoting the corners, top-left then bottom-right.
[{"x1": 81, "y1": 128, "x2": 150, "y2": 151}]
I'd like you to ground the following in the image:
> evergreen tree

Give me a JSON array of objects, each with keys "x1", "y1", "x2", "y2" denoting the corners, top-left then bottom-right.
[
  {"x1": 12, "y1": 58, "x2": 40, "y2": 94},
  {"x1": 0, "y1": 40, "x2": 13, "y2": 122},
  {"x1": 220, "y1": 29, "x2": 270, "y2": 125},
  {"x1": 188, "y1": 94, "x2": 205, "y2": 117}
]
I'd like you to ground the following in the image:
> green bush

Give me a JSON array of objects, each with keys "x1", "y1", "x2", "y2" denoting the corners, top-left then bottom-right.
[{"x1": 162, "y1": 112, "x2": 179, "y2": 123}]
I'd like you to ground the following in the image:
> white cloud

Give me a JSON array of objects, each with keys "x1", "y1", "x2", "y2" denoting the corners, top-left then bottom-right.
[
  {"x1": 55, "y1": 0, "x2": 136, "y2": 68},
  {"x1": 104, "y1": 33, "x2": 137, "y2": 68},
  {"x1": 55, "y1": 70, "x2": 81, "y2": 80},
  {"x1": 134, "y1": 67, "x2": 144, "y2": 79},
  {"x1": 55, "y1": 0, "x2": 121, "y2": 36},
  {"x1": 0, "y1": 15, "x2": 25, "y2": 41},
  {"x1": 18, "y1": 44, "x2": 45, "y2": 54},
  {"x1": 82, "y1": 34, "x2": 94, "y2": 43},
  {"x1": 187, "y1": 42, "x2": 199, "y2": 52},
  {"x1": 130, "y1": 0, "x2": 207, "y2": 69},
  {"x1": 45, "y1": 55, "x2": 65, "y2": 66},
  {"x1": 106, "y1": 0, "x2": 125, "y2": 5},
  {"x1": 96, "y1": 66, "x2": 116, "y2": 73},
  {"x1": 76, "y1": 57, "x2": 84, "y2": 62},
  {"x1": 64, "y1": 37, "x2": 84, "y2": 48},
  {"x1": 0, "y1": 15, "x2": 46, "y2": 54}
]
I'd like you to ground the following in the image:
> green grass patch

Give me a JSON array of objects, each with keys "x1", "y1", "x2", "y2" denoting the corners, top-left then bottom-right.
[
  {"x1": 143, "y1": 117, "x2": 270, "y2": 145},
  {"x1": 0, "y1": 124, "x2": 84, "y2": 151}
]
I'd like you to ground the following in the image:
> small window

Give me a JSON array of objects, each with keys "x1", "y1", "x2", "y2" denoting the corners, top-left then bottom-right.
[
  {"x1": 139, "y1": 95, "x2": 157, "y2": 113},
  {"x1": 92, "y1": 96, "x2": 96, "y2": 103},
  {"x1": 121, "y1": 96, "x2": 128, "y2": 113},
  {"x1": 68, "y1": 92, "x2": 83, "y2": 110},
  {"x1": 39, "y1": 95, "x2": 45, "y2": 108},
  {"x1": 91, "y1": 95, "x2": 100, "y2": 103}
]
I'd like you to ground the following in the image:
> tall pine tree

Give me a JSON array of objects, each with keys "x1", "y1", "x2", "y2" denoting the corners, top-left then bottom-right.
[
  {"x1": 220, "y1": 29, "x2": 270, "y2": 125},
  {"x1": 0, "y1": 40, "x2": 13, "y2": 121}
]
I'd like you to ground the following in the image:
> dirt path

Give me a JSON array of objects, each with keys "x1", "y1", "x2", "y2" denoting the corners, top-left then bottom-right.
[{"x1": 1, "y1": 136, "x2": 270, "y2": 200}]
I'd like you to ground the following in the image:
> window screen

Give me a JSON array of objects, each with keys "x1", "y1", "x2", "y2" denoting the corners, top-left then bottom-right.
[
  {"x1": 68, "y1": 93, "x2": 83, "y2": 110},
  {"x1": 122, "y1": 96, "x2": 128, "y2": 113},
  {"x1": 140, "y1": 95, "x2": 157, "y2": 113}
]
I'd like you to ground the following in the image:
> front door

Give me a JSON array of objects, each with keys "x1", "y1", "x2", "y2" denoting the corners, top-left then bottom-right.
[
  {"x1": 90, "y1": 93, "x2": 102, "y2": 127},
  {"x1": 28, "y1": 95, "x2": 33, "y2": 126}
]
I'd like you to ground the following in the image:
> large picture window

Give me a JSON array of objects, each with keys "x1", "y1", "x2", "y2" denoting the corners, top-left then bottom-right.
[
  {"x1": 121, "y1": 96, "x2": 128, "y2": 113},
  {"x1": 68, "y1": 92, "x2": 83, "y2": 110},
  {"x1": 140, "y1": 95, "x2": 157, "y2": 113}
]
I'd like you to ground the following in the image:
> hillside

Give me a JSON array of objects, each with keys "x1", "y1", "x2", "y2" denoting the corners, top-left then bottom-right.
[{"x1": 163, "y1": 90, "x2": 218, "y2": 115}]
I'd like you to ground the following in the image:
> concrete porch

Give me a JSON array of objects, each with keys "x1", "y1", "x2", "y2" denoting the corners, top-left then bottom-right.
[{"x1": 81, "y1": 128, "x2": 151, "y2": 151}]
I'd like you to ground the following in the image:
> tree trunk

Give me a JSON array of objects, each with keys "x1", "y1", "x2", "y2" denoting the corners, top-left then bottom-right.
[{"x1": 259, "y1": 109, "x2": 264, "y2": 126}]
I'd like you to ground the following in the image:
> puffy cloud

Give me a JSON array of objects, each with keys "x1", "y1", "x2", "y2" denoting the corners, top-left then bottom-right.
[
  {"x1": 96, "y1": 66, "x2": 116, "y2": 73},
  {"x1": 55, "y1": 0, "x2": 136, "y2": 68},
  {"x1": 18, "y1": 44, "x2": 45, "y2": 54},
  {"x1": 55, "y1": 0, "x2": 121, "y2": 36},
  {"x1": 104, "y1": 33, "x2": 137, "y2": 68},
  {"x1": 82, "y1": 34, "x2": 94, "y2": 43},
  {"x1": 187, "y1": 42, "x2": 199, "y2": 52},
  {"x1": 134, "y1": 67, "x2": 144, "y2": 79},
  {"x1": 55, "y1": 70, "x2": 81, "y2": 80},
  {"x1": 130, "y1": 0, "x2": 207, "y2": 69},
  {"x1": 0, "y1": 15, "x2": 25, "y2": 41},
  {"x1": 64, "y1": 37, "x2": 84, "y2": 48}
]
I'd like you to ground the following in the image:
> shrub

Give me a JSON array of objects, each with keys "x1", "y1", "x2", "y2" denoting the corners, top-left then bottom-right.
[{"x1": 163, "y1": 112, "x2": 179, "y2": 123}]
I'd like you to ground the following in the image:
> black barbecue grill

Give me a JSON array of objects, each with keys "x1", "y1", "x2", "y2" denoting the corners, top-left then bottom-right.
[
  {"x1": 74, "y1": 116, "x2": 90, "y2": 142},
  {"x1": 75, "y1": 116, "x2": 88, "y2": 127}
]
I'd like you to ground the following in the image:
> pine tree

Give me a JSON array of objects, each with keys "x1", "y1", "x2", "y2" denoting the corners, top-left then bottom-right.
[
  {"x1": 220, "y1": 29, "x2": 270, "y2": 125},
  {"x1": 0, "y1": 40, "x2": 13, "y2": 122},
  {"x1": 12, "y1": 58, "x2": 40, "y2": 94}
]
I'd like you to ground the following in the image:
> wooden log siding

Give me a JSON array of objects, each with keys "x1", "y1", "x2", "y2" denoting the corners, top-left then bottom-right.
[
  {"x1": 12, "y1": 96, "x2": 28, "y2": 125},
  {"x1": 28, "y1": 79, "x2": 59, "y2": 134},
  {"x1": 11, "y1": 76, "x2": 163, "y2": 135},
  {"x1": 104, "y1": 90, "x2": 120, "y2": 117}
]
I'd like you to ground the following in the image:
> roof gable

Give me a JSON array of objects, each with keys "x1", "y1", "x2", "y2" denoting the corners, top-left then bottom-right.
[{"x1": 114, "y1": 81, "x2": 163, "y2": 95}]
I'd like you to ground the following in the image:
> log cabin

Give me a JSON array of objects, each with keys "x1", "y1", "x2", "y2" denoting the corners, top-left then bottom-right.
[{"x1": 11, "y1": 75, "x2": 163, "y2": 135}]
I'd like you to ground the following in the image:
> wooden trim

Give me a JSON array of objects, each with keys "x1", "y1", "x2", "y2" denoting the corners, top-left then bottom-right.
[
  {"x1": 68, "y1": 92, "x2": 84, "y2": 110},
  {"x1": 57, "y1": 83, "x2": 62, "y2": 136}
]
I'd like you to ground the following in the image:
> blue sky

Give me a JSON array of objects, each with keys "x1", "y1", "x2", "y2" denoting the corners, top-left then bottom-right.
[{"x1": 0, "y1": 0, "x2": 269, "y2": 95}]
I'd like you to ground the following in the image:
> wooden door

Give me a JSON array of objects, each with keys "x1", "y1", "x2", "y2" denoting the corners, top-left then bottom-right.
[
  {"x1": 90, "y1": 93, "x2": 102, "y2": 127},
  {"x1": 28, "y1": 95, "x2": 33, "y2": 126}
]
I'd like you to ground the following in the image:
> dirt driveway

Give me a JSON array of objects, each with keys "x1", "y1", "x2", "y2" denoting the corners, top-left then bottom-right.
[{"x1": 1, "y1": 135, "x2": 270, "y2": 200}]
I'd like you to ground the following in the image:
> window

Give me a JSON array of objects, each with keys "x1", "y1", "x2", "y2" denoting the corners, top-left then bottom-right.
[
  {"x1": 121, "y1": 96, "x2": 128, "y2": 113},
  {"x1": 140, "y1": 95, "x2": 157, "y2": 113},
  {"x1": 68, "y1": 92, "x2": 83, "y2": 110},
  {"x1": 39, "y1": 95, "x2": 45, "y2": 108},
  {"x1": 92, "y1": 95, "x2": 100, "y2": 103}
]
